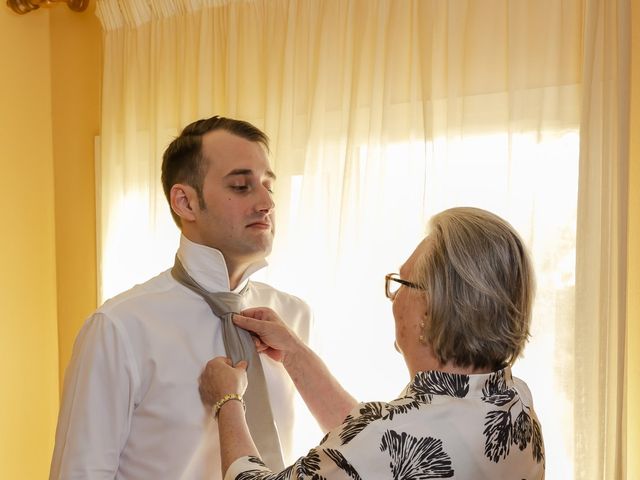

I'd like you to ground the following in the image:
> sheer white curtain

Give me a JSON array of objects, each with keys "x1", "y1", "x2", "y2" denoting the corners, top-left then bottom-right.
[
  {"x1": 95, "y1": 0, "x2": 628, "y2": 477},
  {"x1": 575, "y1": 0, "x2": 630, "y2": 478}
]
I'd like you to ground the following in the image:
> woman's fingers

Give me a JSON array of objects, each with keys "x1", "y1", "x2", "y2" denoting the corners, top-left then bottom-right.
[
  {"x1": 240, "y1": 307, "x2": 279, "y2": 322},
  {"x1": 205, "y1": 356, "x2": 231, "y2": 368},
  {"x1": 198, "y1": 355, "x2": 250, "y2": 408},
  {"x1": 233, "y1": 313, "x2": 272, "y2": 336},
  {"x1": 254, "y1": 336, "x2": 268, "y2": 352}
]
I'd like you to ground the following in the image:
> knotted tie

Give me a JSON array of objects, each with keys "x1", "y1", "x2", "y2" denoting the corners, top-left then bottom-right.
[{"x1": 171, "y1": 257, "x2": 285, "y2": 470}]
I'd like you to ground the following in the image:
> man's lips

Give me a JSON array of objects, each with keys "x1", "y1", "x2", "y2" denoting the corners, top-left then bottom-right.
[{"x1": 246, "y1": 221, "x2": 272, "y2": 229}]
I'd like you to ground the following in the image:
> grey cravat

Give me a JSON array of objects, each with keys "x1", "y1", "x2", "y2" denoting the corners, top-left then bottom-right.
[{"x1": 171, "y1": 257, "x2": 285, "y2": 470}]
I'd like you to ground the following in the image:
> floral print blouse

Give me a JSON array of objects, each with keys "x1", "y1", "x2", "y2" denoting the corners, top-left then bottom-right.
[{"x1": 225, "y1": 367, "x2": 545, "y2": 480}]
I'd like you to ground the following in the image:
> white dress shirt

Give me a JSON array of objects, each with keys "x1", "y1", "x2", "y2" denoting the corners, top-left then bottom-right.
[{"x1": 50, "y1": 236, "x2": 312, "y2": 480}]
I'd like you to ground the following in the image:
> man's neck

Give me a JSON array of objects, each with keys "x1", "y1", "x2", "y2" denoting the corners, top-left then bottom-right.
[
  {"x1": 178, "y1": 233, "x2": 266, "y2": 292},
  {"x1": 181, "y1": 229, "x2": 267, "y2": 290},
  {"x1": 222, "y1": 252, "x2": 268, "y2": 290},
  {"x1": 226, "y1": 260, "x2": 251, "y2": 291}
]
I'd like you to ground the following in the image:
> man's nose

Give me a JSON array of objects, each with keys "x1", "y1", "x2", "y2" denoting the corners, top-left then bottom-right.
[{"x1": 256, "y1": 185, "x2": 275, "y2": 212}]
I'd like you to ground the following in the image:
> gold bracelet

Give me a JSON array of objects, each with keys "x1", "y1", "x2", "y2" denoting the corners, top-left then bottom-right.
[{"x1": 212, "y1": 393, "x2": 245, "y2": 419}]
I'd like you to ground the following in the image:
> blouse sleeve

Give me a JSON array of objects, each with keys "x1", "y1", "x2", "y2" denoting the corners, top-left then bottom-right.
[
  {"x1": 225, "y1": 446, "x2": 358, "y2": 480},
  {"x1": 224, "y1": 401, "x2": 388, "y2": 480}
]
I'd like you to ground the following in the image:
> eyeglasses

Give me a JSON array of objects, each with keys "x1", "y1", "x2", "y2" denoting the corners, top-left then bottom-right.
[{"x1": 385, "y1": 273, "x2": 423, "y2": 300}]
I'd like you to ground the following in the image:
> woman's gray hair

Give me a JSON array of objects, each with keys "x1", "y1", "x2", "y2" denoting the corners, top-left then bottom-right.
[{"x1": 416, "y1": 207, "x2": 535, "y2": 370}]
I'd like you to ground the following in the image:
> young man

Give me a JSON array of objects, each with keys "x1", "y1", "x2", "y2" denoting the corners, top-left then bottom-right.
[{"x1": 49, "y1": 116, "x2": 312, "y2": 479}]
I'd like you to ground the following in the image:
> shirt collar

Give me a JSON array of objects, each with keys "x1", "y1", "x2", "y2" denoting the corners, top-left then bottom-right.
[
  {"x1": 405, "y1": 366, "x2": 514, "y2": 399},
  {"x1": 176, "y1": 234, "x2": 268, "y2": 293}
]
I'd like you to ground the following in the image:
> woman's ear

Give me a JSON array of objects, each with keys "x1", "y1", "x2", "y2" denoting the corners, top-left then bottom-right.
[{"x1": 170, "y1": 183, "x2": 199, "y2": 223}]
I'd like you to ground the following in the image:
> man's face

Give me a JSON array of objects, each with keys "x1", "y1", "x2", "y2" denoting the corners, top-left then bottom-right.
[{"x1": 191, "y1": 129, "x2": 276, "y2": 265}]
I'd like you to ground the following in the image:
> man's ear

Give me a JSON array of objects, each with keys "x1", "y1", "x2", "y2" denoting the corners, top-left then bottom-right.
[{"x1": 170, "y1": 183, "x2": 200, "y2": 223}]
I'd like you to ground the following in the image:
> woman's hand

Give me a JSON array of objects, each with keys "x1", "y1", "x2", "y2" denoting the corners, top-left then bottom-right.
[
  {"x1": 198, "y1": 357, "x2": 248, "y2": 408},
  {"x1": 233, "y1": 307, "x2": 304, "y2": 364},
  {"x1": 237, "y1": 308, "x2": 357, "y2": 433}
]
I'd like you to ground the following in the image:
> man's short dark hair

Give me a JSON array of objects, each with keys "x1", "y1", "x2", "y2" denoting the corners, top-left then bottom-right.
[{"x1": 161, "y1": 115, "x2": 270, "y2": 226}]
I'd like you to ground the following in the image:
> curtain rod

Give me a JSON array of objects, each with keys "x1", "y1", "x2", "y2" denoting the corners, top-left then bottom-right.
[{"x1": 7, "y1": 0, "x2": 89, "y2": 15}]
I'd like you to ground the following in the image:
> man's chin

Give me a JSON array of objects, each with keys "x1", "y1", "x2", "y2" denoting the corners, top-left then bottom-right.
[{"x1": 242, "y1": 239, "x2": 273, "y2": 260}]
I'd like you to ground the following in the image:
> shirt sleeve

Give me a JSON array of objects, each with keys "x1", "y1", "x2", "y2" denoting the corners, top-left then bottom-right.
[{"x1": 49, "y1": 312, "x2": 139, "y2": 480}]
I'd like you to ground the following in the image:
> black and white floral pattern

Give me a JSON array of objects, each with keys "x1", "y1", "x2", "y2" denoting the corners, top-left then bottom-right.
[
  {"x1": 324, "y1": 449, "x2": 362, "y2": 480},
  {"x1": 481, "y1": 371, "x2": 545, "y2": 466},
  {"x1": 380, "y1": 430, "x2": 454, "y2": 479},
  {"x1": 410, "y1": 370, "x2": 470, "y2": 399},
  {"x1": 339, "y1": 402, "x2": 386, "y2": 445},
  {"x1": 228, "y1": 367, "x2": 544, "y2": 480}
]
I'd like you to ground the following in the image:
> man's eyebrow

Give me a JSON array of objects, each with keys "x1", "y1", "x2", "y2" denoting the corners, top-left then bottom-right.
[{"x1": 223, "y1": 169, "x2": 277, "y2": 181}]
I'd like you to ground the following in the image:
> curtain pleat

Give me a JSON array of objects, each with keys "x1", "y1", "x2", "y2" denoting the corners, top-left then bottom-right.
[{"x1": 575, "y1": 0, "x2": 630, "y2": 478}]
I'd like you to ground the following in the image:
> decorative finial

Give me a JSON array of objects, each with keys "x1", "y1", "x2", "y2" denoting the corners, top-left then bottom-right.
[{"x1": 7, "y1": 0, "x2": 89, "y2": 15}]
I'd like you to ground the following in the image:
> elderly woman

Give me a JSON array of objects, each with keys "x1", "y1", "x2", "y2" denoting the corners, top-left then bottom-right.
[{"x1": 199, "y1": 207, "x2": 545, "y2": 479}]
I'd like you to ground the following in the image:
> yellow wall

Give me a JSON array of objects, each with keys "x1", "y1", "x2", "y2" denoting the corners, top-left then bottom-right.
[
  {"x1": 0, "y1": 7, "x2": 59, "y2": 479},
  {"x1": 50, "y1": 2, "x2": 100, "y2": 389},
  {"x1": 628, "y1": 1, "x2": 640, "y2": 479},
  {"x1": 0, "y1": 4, "x2": 100, "y2": 478}
]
